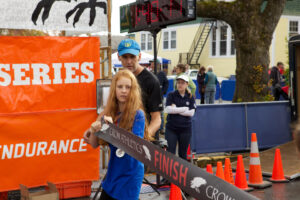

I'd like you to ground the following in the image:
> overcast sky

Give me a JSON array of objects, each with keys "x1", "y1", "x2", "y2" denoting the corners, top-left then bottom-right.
[{"x1": 111, "y1": 0, "x2": 135, "y2": 35}]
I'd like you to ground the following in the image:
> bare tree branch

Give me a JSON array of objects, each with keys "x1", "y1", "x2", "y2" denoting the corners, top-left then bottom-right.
[
  {"x1": 196, "y1": 0, "x2": 236, "y2": 26},
  {"x1": 262, "y1": 0, "x2": 287, "y2": 33}
]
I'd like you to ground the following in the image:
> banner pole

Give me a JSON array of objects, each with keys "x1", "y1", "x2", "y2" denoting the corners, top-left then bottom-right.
[{"x1": 107, "y1": 0, "x2": 112, "y2": 79}]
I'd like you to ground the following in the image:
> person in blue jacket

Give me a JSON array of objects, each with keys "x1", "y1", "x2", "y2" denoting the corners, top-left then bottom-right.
[
  {"x1": 84, "y1": 70, "x2": 149, "y2": 200},
  {"x1": 204, "y1": 65, "x2": 219, "y2": 104},
  {"x1": 165, "y1": 74, "x2": 196, "y2": 160}
]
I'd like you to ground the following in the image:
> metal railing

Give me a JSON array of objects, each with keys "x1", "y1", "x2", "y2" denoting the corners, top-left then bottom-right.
[{"x1": 179, "y1": 20, "x2": 216, "y2": 65}]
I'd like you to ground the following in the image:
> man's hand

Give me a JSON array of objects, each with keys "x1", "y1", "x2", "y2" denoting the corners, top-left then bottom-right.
[{"x1": 148, "y1": 111, "x2": 161, "y2": 139}]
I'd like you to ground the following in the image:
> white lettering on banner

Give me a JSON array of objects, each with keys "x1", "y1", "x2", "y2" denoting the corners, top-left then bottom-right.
[
  {"x1": 0, "y1": 64, "x2": 11, "y2": 86},
  {"x1": 65, "y1": 63, "x2": 79, "y2": 84},
  {"x1": 12, "y1": 64, "x2": 30, "y2": 86},
  {"x1": 0, "y1": 62, "x2": 94, "y2": 86},
  {"x1": 32, "y1": 64, "x2": 51, "y2": 85},
  {"x1": 81, "y1": 62, "x2": 94, "y2": 83},
  {"x1": 206, "y1": 185, "x2": 236, "y2": 200},
  {"x1": 53, "y1": 63, "x2": 63, "y2": 84},
  {"x1": 0, "y1": 139, "x2": 87, "y2": 160}
]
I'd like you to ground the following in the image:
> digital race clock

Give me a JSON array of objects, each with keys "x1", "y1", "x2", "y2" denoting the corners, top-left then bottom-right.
[{"x1": 120, "y1": 0, "x2": 196, "y2": 33}]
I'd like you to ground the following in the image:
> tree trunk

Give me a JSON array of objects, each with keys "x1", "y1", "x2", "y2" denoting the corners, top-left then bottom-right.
[
  {"x1": 233, "y1": 38, "x2": 270, "y2": 102},
  {"x1": 196, "y1": 0, "x2": 287, "y2": 102}
]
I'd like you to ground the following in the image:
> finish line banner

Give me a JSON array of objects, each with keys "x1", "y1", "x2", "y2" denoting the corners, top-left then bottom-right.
[
  {"x1": 96, "y1": 122, "x2": 259, "y2": 200},
  {"x1": 0, "y1": 37, "x2": 100, "y2": 191},
  {"x1": 0, "y1": 0, "x2": 108, "y2": 32}
]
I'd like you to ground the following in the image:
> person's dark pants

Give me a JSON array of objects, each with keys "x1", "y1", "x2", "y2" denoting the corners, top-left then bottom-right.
[
  {"x1": 272, "y1": 86, "x2": 288, "y2": 101},
  {"x1": 99, "y1": 189, "x2": 116, "y2": 200},
  {"x1": 165, "y1": 127, "x2": 191, "y2": 160},
  {"x1": 200, "y1": 91, "x2": 205, "y2": 104}
]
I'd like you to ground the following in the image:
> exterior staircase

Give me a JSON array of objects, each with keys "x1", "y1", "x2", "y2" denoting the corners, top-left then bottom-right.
[{"x1": 179, "y1": 20, "x2": 216, "y2": 67}]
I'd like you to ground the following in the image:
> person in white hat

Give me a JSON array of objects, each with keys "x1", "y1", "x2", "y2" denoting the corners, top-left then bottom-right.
[{"x1": 164, "y1": 74, "x2": 196, "y2": 161}]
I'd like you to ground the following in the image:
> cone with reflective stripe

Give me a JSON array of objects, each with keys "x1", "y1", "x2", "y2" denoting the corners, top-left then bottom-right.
[
  {"x1": 248, "y1": 133, "x2": 272, "y2": 188},
  {"x1": 186, "y1": 144, "x2": 194, "y2": 160},
  {"x1": 235, "y1": 155, "x2": 253, "y2": 191},
  {"x1": 206, "y1": 164, "x2": 213, "y2": 174},
  {"x1": 216, "y1": 161, "x2": 225, "y2": 180},
  {"x1": 224, "y1": 158, "x2": 234, "y2": 184},
  {"x1": 169, "y1": 183, "x2": 182, "y2": 200},
  {"x1": 269, "y1": 148, "x2": 289, "y2": 183}
]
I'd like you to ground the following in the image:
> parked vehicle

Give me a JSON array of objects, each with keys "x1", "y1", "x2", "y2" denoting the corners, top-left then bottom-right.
[{"x1": 168, "y1": 69, "x2": 228, "y2": 83}]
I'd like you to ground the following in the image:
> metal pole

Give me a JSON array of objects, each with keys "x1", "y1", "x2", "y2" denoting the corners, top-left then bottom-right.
[
  {"x1": 152, "y1": 30, "x2": 158, "y2": 74},
  {"x1": 107, "y1": 0, "x2": 112, "y2": 79},
  {"x1": 245, "y1": 103, "x2": 249, "y2": 149},
  {"x1": 151, "y1": 29, "x2": 161, "y2": 75}
]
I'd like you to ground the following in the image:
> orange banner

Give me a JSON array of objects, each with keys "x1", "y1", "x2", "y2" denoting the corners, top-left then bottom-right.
[
  {"x1": 0, "y1": 36, "x2": 100, "y2": 113},
  {"x1": 0, "y1": 37, "x2": 100, "y2": 191}
]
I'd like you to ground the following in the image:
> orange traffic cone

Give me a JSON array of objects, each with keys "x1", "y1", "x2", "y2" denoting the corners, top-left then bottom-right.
[
  {"x1": 248, "y1": 133, "x2": 272, "y2": 188},
  {"x1": 206, "y1": 164, "x2": 213, "y2": 174},
  {"x1": 216, "y1": 161, "x2": 225, "y2": 180},
  {"x1": 224, "y1": 158, "x2": 234, "y2": 184},
  {"x1": 169, "y1": 183, "x2": 182, "y2": 200},
  {"x1": 235, "y1": 155, "x2": 253, "y2": 191},
  {"x1": 269, "y1": 148, "x2": 289, "y2": 183},
  {"x1": 186, "y1": 144, "x2": 194, "y2": 161}
]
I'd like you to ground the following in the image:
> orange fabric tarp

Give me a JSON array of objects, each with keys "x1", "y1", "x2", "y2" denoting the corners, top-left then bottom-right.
[{"x1": 0, "y1": 36, "x2": 100, "y2": 191}]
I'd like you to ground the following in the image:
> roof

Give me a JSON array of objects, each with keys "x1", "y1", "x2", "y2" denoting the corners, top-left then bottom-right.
[{"x1": 283, "y1": 0, "x2": 300, "y2": 16}]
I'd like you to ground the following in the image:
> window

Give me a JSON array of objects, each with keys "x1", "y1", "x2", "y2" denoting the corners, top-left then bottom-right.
[
  {"x1": 231, "y1": 33, "x2": 235, "y2": 55},
  {"x1": 163, "y1": 30, "x2": 177, "y2": 50},
  {"x1": 140, "y1": 32, "x2": 153, "y2": 51},
  {"x1": 171, "y1": 31, "x2": 176, "y2": 49},
  {"x1": 163, "y1": 32, "x2": 169, "y2": 49},
  {"x1": 220, "y1": 26, "x2": 227, "y2": 56},
  {"x1": 210, "y1": 22, "x2": 235, "y2": 57},
  {"x1": 212, "y1": 27, "x2": 217, "y2": 56},
  {"x1": 289, "y1": 20, "x2": 299, "y2": 38},
  {"x1": 141, "y1": 34, "x2": 146, "y2": 50},
  {"x1": 147, "y1": 33, "x2": 152, "y2": 50}
]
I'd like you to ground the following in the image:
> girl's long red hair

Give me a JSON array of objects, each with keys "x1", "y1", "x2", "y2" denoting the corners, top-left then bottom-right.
[{"x1": 103, "y1": 70, "x2": 150, "y2": 140}]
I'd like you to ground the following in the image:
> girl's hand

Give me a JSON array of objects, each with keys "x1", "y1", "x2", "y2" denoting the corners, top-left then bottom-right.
[
  {"x1": 90, "y1": 120, "x2": 102, "y2": 133},
  {"x1": 83, "y1": 129, "x2": 92, "y2": 144},
  {"x1": 104, "y1": 115, "x2": 113, "y2": 124}
]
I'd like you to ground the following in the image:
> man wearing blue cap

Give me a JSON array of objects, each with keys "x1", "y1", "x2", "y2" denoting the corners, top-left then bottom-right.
[{"x1": 117, "y1": 39, "x2": 163, "y2": 140}]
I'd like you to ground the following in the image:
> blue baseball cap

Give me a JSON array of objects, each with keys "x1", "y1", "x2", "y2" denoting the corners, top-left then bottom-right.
[{"x1": 118, "y1": 39, "x2": 141, "y2": 56}]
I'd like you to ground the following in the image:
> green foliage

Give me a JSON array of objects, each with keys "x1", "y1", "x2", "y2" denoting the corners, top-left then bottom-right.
[
  {"x1": 252, "y1": 65, "x2": 265, "y2": 94},
  {"x1": 252, "y1": 65, "x2": 274, "y2": 102},
  {"x1": 284, "y1": 68, "x2": 290, "y2": 86}
]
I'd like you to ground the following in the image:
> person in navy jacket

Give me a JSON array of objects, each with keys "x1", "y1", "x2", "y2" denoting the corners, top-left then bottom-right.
[{"x1": 165, "y1": 74, "x2": 196, "y2": 160}]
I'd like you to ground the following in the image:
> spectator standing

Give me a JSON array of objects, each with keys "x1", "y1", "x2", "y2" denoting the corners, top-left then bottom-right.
[
  {"x1": 149, "y1": 59, "x2": 169, "y2": 96},
  {"x1": 150, "y1": 59, "x2": 169, "y2": 135},
  {"x1": 118, "y1": 39, "x2": 162, "y2": 140},
  {"x1": 204, "y1": 65, "x2": 218, "y2": 104},
  {"x1": 197, "y1": 66, "x2": 206, "y2": 104},
  {"x1": 165, "y1": 74, "x2": 196, "y2": 160},
  {"x1": 270, "y1": 62, "x2": 288, "y2": 100},
  {"x1": 83, "y1": 39, "x2": 162, "y2": 141},
  {"x1": 174, "y1": 64, "x2": 196, "y2": 96},
  {"x1": 84, "y1": 70, "x2": 147, "y2": 200}
]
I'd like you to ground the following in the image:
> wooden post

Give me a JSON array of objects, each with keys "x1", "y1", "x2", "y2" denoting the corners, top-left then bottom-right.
[{"x1": 107, "y1": 0, "x2": 112, "y2": 79}]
